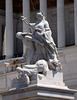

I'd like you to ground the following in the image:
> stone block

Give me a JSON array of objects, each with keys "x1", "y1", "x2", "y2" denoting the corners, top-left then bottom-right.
[{"x1": 30, "y1": 70, "x2": 66, "y2": 89}]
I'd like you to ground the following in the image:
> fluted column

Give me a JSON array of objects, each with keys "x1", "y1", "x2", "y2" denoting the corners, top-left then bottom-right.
[
  {"x1": 23, "y1": 0, "x2": 30, "y2": 53},
  {"x1": 57, "y1": 0, "x2": 65, "y2": 48},
  {"x1": 5, "y1": 0, "x2": 13, "y2": 58},
  {"x1": 74, "y1": 0, "x2": 77, "y2": 44},
  {"x1": 40, "y1": 0, "x2": 47, "y2": 19}
]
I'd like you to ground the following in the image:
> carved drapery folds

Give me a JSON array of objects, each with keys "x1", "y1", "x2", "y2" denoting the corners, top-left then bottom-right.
[{"x1": 16, "y1": 12, "x2": 62, "y2": 85}]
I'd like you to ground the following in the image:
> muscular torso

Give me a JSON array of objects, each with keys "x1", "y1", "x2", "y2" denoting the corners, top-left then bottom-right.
[
  {"x1": 34, "y1": 21, "x2": 44, "y2": 30},
  {"x1": 33, "y1": 20, "x2": 49, "y2": 32}
]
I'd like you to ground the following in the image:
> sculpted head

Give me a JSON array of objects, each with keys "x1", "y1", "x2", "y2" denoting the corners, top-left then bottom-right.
[{"x1": 36, "y1": 12, "x2": 45, "y2": 21}]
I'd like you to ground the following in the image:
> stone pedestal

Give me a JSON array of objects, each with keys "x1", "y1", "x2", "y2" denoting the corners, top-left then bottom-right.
[
  {"x1": 0, "y1": 84, "x2": 76, "y2": 100},
  {"x1": 0, "y1": 70, "x2": 76, "y2": 100},
  {"x1": 30, "y1": 71, "x2": 66, "y2": 89},
  {"x1": 9, "y1": 70, "x2": 67, "y2": 90}
]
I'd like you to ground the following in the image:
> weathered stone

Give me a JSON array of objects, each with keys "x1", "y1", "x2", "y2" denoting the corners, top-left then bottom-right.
[{"x1": 0, "y1": 85, "x2": 76, "y2": 100}]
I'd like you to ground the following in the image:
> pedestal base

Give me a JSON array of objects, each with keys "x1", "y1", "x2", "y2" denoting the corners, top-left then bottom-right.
[
  {"x1": 11, "y1": 70, "x2": 68, "y2": 90},
  {"x1": 30, "y1": 70, "x2": 67, "y2": 89},
  {"x1": 2, "y1": 70, "x2": 75, "y2": 100},
  {"x1": 0, "y1": 85, "x2": 76, "y2": 100}
]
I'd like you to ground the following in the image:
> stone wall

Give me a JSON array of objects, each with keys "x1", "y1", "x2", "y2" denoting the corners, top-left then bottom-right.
[{"x1": 59, "y1": 45, "x2": 77, "y2": 100}]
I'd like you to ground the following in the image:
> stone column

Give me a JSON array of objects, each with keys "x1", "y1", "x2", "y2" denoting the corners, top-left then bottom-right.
[
  {"x1": 57, "y1": 0, "x2": 65, "y2": 48},
  {"x1": 0, "y1": 24, "x2": 2, "y2": 56},
  {"x1": 74, "y1": 0, "x2": 77, "y2": 44},
  {"x1": 23, "y1": 0, "x2": 30, "y2": 53},
  {"x1": 3, "y1": 27, "x2": 6, "y2": 57},
  {"x1": 40, "y1": 0, "x2": 47, "y2": 19},
  {"x1": 5, "y1": 0, "x2": 13, "y2": 58}
]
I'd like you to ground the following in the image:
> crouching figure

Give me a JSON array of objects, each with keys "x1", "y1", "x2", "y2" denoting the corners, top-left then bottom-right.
[{"x1": 16, "y1": 60, "x2": 49, "y2": 85}]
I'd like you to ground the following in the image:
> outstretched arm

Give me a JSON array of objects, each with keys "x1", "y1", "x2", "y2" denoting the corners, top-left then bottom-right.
[{"x1": 30, "y1": 23, "x2": 35, "y2": 26}]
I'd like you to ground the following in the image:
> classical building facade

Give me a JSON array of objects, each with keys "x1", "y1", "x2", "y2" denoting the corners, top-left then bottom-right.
[{"x1": 0, "y1": 0, "x2": 77, "y2": 99}]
